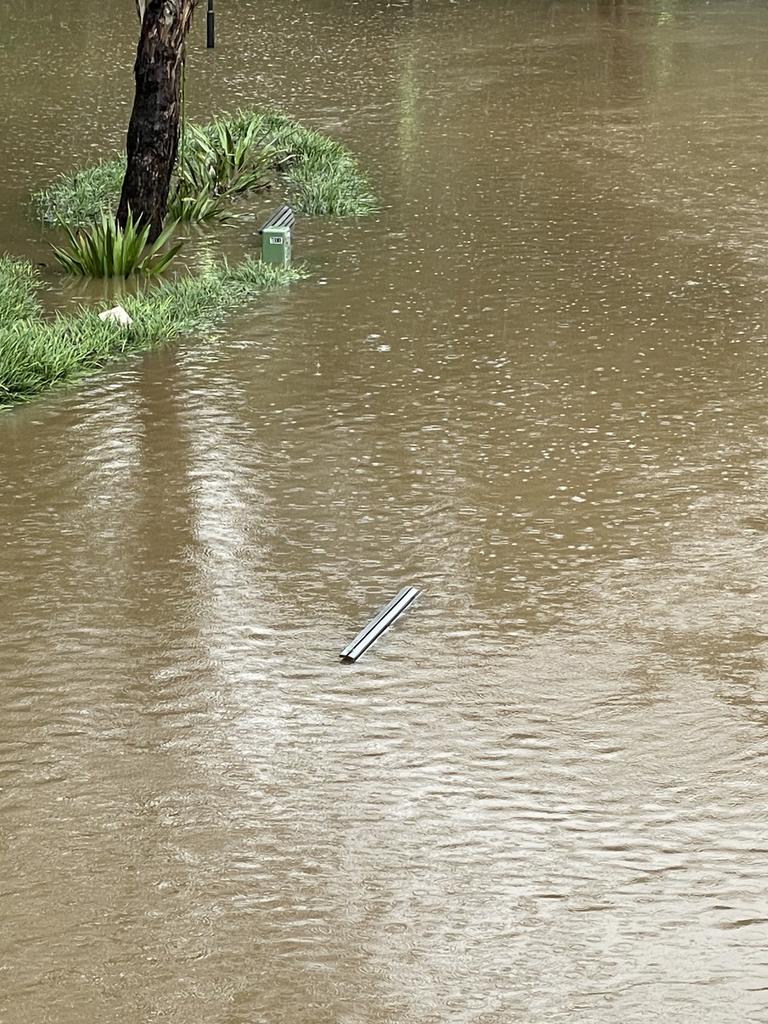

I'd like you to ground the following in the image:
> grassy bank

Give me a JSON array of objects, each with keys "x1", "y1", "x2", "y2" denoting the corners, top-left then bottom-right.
[
  {"x1": 0, "y1": 256, "x2": 306, "y2": 407},
  {"x1": 33, "y1": 110, "x2": 377, "y2": 227}
]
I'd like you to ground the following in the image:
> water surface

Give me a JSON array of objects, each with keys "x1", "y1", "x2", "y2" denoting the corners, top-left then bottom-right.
[{"x1": 3, "y1": 2, "x2": 768, "y2": 1021}]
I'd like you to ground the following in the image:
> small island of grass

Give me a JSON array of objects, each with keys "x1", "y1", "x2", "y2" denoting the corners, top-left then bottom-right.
[{"x1": 0, "y1": 110, "x2": 376, "y2": 408}]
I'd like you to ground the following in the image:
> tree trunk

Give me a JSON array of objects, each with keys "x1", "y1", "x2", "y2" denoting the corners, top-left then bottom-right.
[{"x1": 117, "y1": 0, "x2": 197, "y2": 241}]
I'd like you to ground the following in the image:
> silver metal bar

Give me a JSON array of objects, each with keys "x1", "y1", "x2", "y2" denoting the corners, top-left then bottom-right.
[
  {"x1": 340, "y1": 587, "x2": 411, "y2": 658},
  {"x1": 340, "y1": 586, "x2": 421, "y2": 662},
  {"x1": 259, "y1": 205, "x2": 295, "y2": 234}
]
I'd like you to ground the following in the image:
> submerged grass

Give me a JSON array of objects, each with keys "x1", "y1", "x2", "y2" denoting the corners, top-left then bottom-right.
[
  {"x1": 256, "y1": 111, "x2": 378, "y2": 216},
  {"x1": 32, "y1": 110, "x2": 377, "y2": 227},
  {"x1": 33, "y1": 160, "x2": 125, "y2": 228},
  {"x1": 0, "y1": 257, "x2": 307, "y2": 407},
  {"x1": 0, "y1": 256, "x2": 42, "y2": 326}
]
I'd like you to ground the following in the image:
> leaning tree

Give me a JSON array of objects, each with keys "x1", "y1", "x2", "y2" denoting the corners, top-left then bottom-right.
[{"x1": 117, "y1": 0, "x2": 199, "y2": 240}]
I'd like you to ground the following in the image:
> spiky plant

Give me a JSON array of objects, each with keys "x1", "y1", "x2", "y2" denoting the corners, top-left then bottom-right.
[
  {"x1": 51, "y1": 212, "x2": 182, "y2": 278},
  {"x1": 167, "y1": 187, "x2": 227, "y2": 223},
  {"x1": 177, "y1": 119, "x2": 281, "y2": 199}
]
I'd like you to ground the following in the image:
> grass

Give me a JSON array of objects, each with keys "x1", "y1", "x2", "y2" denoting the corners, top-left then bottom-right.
[
  {"x1": 32, "y1": 110, "x2": 377, "y2": 227},
  {"x1": 0, "y1": 256, "x2": 307, "y2": 407},
  {"x1": 0, "y1": 256, "x2": 42, "y2": 326},
  {"x1": 33, "y1": 160, "x2": 125, "y2": 228},
  {"x1": 256, "y1": 111, "x2": 378, "y2": 216}
]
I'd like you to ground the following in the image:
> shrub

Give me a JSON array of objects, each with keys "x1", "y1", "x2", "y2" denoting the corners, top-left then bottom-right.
[{"x1": 52, "y1": 212, "x2": 182, "y2": 278}]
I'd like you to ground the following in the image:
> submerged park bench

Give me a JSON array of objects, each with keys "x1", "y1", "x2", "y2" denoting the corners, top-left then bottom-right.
[{"x1": 259, "y1": 205, "x2": 295, "y2": 268}]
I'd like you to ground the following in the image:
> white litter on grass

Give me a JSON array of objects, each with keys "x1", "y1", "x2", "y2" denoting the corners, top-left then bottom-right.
[{"x1": 98, "y1": 305, "x2": 133, "y2": 327}]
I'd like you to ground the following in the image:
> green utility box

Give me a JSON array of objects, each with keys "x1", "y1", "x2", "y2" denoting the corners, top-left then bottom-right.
[{"x1": 262, "y1": 225, "x2": 292, "y2": 267}]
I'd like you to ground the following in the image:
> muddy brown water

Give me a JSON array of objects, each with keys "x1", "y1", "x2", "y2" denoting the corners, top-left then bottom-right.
[{"x1": 3, "y1": 2, "x2": 768, "y2": 1021}]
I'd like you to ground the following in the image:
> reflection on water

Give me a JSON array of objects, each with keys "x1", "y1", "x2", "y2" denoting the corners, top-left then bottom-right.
[{"x1": 3, "y1": 1, "x2": 768, "y2": 1021}]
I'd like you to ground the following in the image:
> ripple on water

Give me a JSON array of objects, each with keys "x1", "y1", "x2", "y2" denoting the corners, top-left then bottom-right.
[{"x1": 4, "y1": 1, "x2": 768, "y2": 1022}]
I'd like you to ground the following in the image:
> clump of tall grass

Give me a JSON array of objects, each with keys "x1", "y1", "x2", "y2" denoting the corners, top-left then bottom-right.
[
  {"x1": 0, "y1": 256, "x2": 307, "y2": 406},
  {"x1": 181, "y1": 119, "x2": 281, "y2": 197},
  {"x1": 231, "y1": 110, "x2": 378, "y2": 215},
  {"x1": 167, "y1": 117, "x2": 284, "y2": 223},
  {"x1": 33, "y1": 111, "x2": 377, "y2": 228},
  {"x1": 289, "y1": 161, "x2": 377, "y2": 216},
  {"x1": 52, "y1": 212, "x2": 182, "y2": 278},
  {"x1": 167, "y1": 187, "x2": 226, "y2": 224},
  {"x1": 0, "y1": 256, "x2": 42, "y2": 326},
  {"x1": 0, "y1": 312, "x2": 130, "y2": 402}
]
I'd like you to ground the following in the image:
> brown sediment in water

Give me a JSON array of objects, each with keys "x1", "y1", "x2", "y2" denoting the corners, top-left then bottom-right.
[{"x1": 2, "y1": 1, "x2": 768, "y2": 1021}]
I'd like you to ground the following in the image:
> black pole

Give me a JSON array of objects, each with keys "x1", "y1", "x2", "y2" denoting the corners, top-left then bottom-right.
[{"x1": 207, "y1": 0, "x2": 215, "y2": 48}]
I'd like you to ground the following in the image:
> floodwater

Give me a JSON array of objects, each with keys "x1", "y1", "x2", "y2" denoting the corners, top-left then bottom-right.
[{"x1": 3, "y1": 1, "x2": 768, "y2": 1021}]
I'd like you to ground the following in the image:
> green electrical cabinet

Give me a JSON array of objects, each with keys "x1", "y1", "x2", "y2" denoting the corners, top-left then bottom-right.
[
  {"x1": 258, "y1": 206, "x2": 295, "y2": 268},
  {"x1": 262, "y1": 225, "x2": 291, "y2": 267}
]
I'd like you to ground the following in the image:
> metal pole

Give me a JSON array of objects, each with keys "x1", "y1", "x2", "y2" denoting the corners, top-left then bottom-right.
[
  {"x1": 207, "y1": 0, "x2": 215, "y2": 48},
  {"x1": 340, "y1": 586, "x2": 421, "y2": 663}
]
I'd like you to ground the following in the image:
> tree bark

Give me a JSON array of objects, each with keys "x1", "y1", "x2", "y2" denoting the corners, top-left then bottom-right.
[{"x1": 117, "y1": 0, "x2": 197, "y2": 241}]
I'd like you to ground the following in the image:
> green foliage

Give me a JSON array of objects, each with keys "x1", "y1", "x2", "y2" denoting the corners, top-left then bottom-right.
[
  {"x1": 182, "y1": 119, "x2": 281, "y2": 196},
  {"x1": 33, "y1": 111, "x2": 377, "y2": 229},
  {"x1": 32, "y1": 159, "x2": 125, "y2": 227},
  {"x1": 167, "y1": 117, "x2": 283, "y2": 223},
  {"x1": 0, "y1": 256, "x2": 42, "y2": 326},
  {"x1": 256, "y1": 111, "x2": 378, "y2": 216},
  {"x1": 0, "y1": 312, "x2": 130, "y2": 402},
  {"x1": 51, "y1": 212, "x2": 182, "y2": 278},
  {"x1": 0, "y1": 256, "x2": 307, "y2": 406},
  {"x1": 289, "y1": 160, "x2": 378, "y2": 216},
  {"x1": 167, "y1": 187, "x2": 227, "y2": 224}
]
